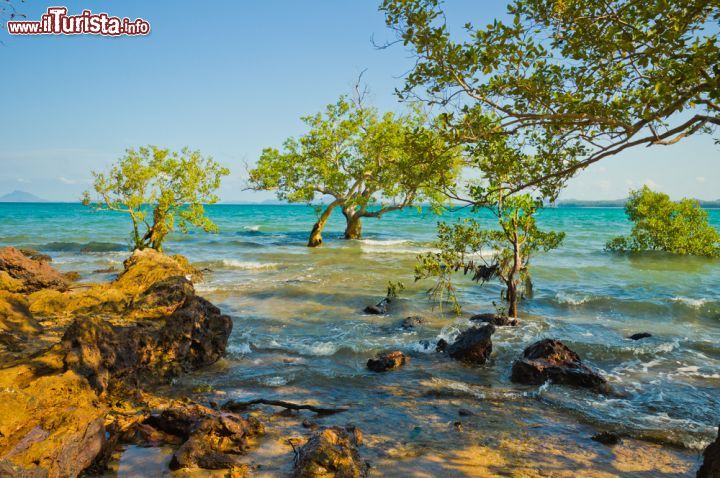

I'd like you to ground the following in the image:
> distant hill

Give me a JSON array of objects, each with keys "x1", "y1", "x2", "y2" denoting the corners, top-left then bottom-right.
[
  {"x1": 0, "y1": 190, "x2": 47, "y2": 202},
  {"x1": 555, "y1": 198, "x2": 720, "y2": 208}
]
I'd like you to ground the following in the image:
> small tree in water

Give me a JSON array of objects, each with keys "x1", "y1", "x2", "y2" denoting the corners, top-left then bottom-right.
[
  {"x1": 416, "y1": 193, "x2": 564, "y2": 318},
  {"x1": 83, "y1": 145, "x2": 229, "y2": 252},
  {"x1": 248, "y1": 92, "x2": 461, "y2": 247},
  {"x1": 606, "y1": 186, "x2": 720, "y2": 258}
]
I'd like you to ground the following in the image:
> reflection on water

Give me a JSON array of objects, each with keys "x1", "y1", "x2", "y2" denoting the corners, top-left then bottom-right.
[{"x1": 1, "y1": 204, "x2": 718, "y2": 475}]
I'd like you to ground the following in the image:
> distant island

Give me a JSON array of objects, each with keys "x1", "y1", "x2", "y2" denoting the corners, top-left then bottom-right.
[
  {"x1": 555, "y1": 198, "x2": 720, "y2": 208},
  {"x1": 0, "y1": 190, "x2": 47, "y2": 202}
]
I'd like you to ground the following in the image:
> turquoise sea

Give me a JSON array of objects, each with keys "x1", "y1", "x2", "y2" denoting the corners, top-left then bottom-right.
[{"x1": 1, "y1": 203, "x2": 719, "y2": 475}]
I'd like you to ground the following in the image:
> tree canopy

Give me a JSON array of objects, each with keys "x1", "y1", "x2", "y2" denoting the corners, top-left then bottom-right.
[
  {"x1": 248, "y1": 93, "x2": 463, "y2": 246},
  {"x1": 606, "y1": 186, "x2": 720, "y2": 257},
  {"x1": 381, "y1": 0, "x2": 720, "y2": 199},
  {"x1": 83, "y1": 145, "x2": 229, "y2": 252}
]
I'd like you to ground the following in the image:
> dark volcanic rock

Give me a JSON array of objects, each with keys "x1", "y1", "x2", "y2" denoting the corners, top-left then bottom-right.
[
  {"x1": 470, "y1": 313, "x2": 518, "y2": 327},
  {"x1": 293, "y1": 426, "x2": 365, "y2": 478},
  {"x1": 367, "y1": 351, "x2": 407, "y2": 372},
  {"x1": 447, "y1": 325, "x2": 495, "y2": 365},
  {"x1": 61, "y1": 294, "x2": 232, "y2": 393},
  {"x1": 400, "y1": 316, "x2": 424, "y2": 329},
  {"x1": 510, "y1": 339, "x2": 609, "y2": 392},
  {"x1": 628, "y1": 332, "x2": 652, "y2": 341},
  {"x1": 363, "y1": 303, "x2": 386, "y2": 315},
  {"x1": 0, "y1": 246, "x2": 68, "y2": 293},
  {"x1": 591, "y1": 431, "x2": 621, "y2": 445},
  {"x1": 698, "y1": 425, "x2": 720, "y2": 478},
  {"x1": 18, "y1": 248, "x2": 52, "y2": 263},
  {"x1": 435, "y1": 338, "x2": 448, "y2": 353}
]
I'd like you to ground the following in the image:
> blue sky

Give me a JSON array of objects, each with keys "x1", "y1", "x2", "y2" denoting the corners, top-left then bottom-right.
[{"x1": 1, "y1": 1, "x2": 717, "y2": 202}]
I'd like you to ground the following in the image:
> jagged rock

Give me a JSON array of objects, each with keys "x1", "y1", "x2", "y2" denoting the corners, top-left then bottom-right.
[
  {"x1": 130, "y1": 275, "x2": 195, "y2": 315},
  {"x1": 400, "y1": 316, "x2": 424, "y2": 329},
  {"x1": 294, "y1": 426, "x2": 365, "y2": 478},
  {"x1": 510, "y1": 339, "x2": 609, "y2": 392},
  {"x1": 698, "y1": 425, "x2": 720, "y2": 478},
  {"x1": 435, "y1": 338, "x2": 448, "y2": 353},
  {"x1": 470, "y1": 313, "x2": 518, "y2": 327},
  {"x1": 0, "y1": 247, "x2": 68, "y2": 293},
  {"x1": 0, "y1": 369, "x2": 106, "y2": 478},
  {"x1": 447, "y1": 325, "x2": 495, "y2": 365},
  {"x1": 60, "y1": 294, "x2": 232, "y2": 393},
  {"x1": 628, "y1": 332, "x2": 652, "y2": 341},
  {"x1": 141, "y1": 402, "x2": 263, "y2": 471},
  {"x1": 366, "y1": 351, "x2": 407, "y2": 372}
]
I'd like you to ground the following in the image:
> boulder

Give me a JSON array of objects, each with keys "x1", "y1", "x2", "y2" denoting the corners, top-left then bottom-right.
[
  {"x1": 363, "y1": 304, "x2": 386, "y2": 315},
  {"x1": 61, "y1": 294, "x2": 232, "y2": 394},
  {"x1": 0, "y1": 369, "x2": 106, "y2": 478},
  {"x1": 591, "y1": 432, "x2": 621, "y2": 446},
  {"x1": 367, "y1": 351, "x2": 407, "y2": 372},
  {"x1": 0, "y1": 247, "x2": 68, "y2": 293},
  {"x1": 139, "y1": 402, "x2": 263, "y2": 471},
  {"x1": 400, "y1": 316, "x2": 424, "y2": 329},
  {"x1": 447, "y1": 325, "x2": 495, "y2": 365},
  {"x1": 628, "y1": 332, "x2": 652, "y2": 341},
  {"x1": 470, "y1": 313, "x2": 518, "y2": 327},
  {"x1": 697, "y1": 425, "x2": 720, "y2": 478},
  {"x1": 293, "y1": 426, "x2": 365, "y2": 478},
  {"x1": 510, "y1": 339, "x2": 609, "y2": 392}
]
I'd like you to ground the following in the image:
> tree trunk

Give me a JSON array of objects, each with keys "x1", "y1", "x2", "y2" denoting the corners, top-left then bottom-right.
[
  {"x1": 506, "y1": 280, "x2": 518, "y2": 318},
  {"x1": 308, "y1": 202, "x2": 339, "y2": 247},
  {"x1": 342, "y1": 207, "x2": 362, "y2": 240}
]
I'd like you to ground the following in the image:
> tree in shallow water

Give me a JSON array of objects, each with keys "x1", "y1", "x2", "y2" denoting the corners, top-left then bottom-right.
[
  {"x1": 381, "y1": 0, "x2": 720, "y2": 200},
  {"x1": 83, "y1": 145, "x2": 229, "y2": 252},
  {"x1": 247, "y1": 91, "x2": 462, "y2": 247},
  {"x1": 606, "y1": 186, "x2": 720, "y2": 257},
  {"x1": 416, "y1": 192, "x2": 564, "y2": 317}
]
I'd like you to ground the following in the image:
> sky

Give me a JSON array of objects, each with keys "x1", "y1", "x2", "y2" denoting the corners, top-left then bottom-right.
[{"x1": 0, "y1": 0, "x2": 717, "y2": 202}]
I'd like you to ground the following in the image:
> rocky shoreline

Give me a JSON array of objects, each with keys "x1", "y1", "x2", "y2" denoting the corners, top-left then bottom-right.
[{"x1": 0, "y1": 246, "x2": 717, "y2": 477}]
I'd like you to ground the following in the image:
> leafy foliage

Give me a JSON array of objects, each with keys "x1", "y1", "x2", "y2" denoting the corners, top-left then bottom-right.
[
  {"x1": 606, "y1": 186, "x2": 720, "y2": 257},
  {"x1": 416, "y1": 193, "x2": 564, "y2": 316},
  {"x1": 83, "y1": 146, "x2": 229, "y2": 252},
  {"x1": 381, "y1": 0, "x2": 720, "y2": 199},
  {"x1": 248, "y1": 93, "x2": 463, "y2": 245}
]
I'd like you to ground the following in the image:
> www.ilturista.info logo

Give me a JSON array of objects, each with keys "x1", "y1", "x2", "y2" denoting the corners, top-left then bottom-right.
[{"x1": 7, "y1": 7, "x2": 150, "y2": 36}]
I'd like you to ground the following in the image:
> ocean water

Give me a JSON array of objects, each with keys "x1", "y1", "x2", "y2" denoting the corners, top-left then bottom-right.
[{"x1": 2, "y1": 203, "x2": 719, "y2": 475}]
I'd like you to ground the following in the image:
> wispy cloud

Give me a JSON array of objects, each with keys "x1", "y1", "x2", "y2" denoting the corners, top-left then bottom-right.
[{"x1": 696, "y1": 176, "x2": 706, "y2": 183}]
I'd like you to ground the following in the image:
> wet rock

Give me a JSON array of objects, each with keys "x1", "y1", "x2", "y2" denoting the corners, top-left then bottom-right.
[
  {"x1": 60, "y1": 294, "x2": 232, "y2": 393},
  {"x1": 400, "y1": 316, "x2": 424, "y2": 329},
  {"x1": 458, "y1": 408, "x2": 475, "y2": 417},
  {"x1": 18, "y1": 248, "x2": 52, "y2": 263},
  {"x1": 0, "y1": 246, "x2": 68, "y2": 293},
  {"x1": 363, "y1": 303, "x2": 386, "y2": 315},
  {"x1": 592, "y1": 431, "x2": 621, "y2": 445},
  {"x1": 140, "y1": 402, "x2": 264, "y2": 471},
  {"x1": 367, "y1": 351, "x2": 407, "y2": 372},
  {"x1": 447, "y1": 325, "x2": 495, "y2": 365},
  {"x1": 0, "y1": 369, "x2": 106, "y2": 478},
  {"x1": 92, "y1": 266, "x2": 118, "y2": 274},
  {"x1": 628, "y1": 332, "x2": 652, "y2": 341},
  {"x1": 435, "y1": 338, "x2": 448, "y2": 353},
  {"x1": 293, "y1": 426, "x2": 365, "y2": 478},
  {"x1": 510, "y1": 339, "x2": 609, "y2": 393},
  {"x1": 470, "y1": 313, "x2": 518, "y2": 327},
  {"x1": 698, "y1": 425, "x2": 720, "y2": 478}
]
